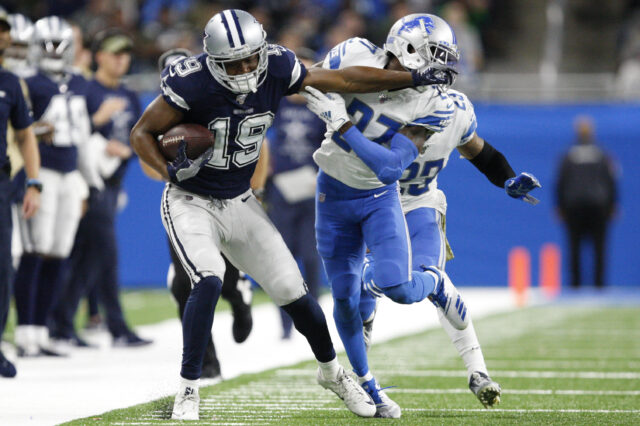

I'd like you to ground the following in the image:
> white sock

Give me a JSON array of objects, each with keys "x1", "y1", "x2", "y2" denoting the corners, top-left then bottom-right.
[
  {"x1": 357, "y1": 371, "x2": 374, "y2": 385},
  {"x1": 318, "y1": 357, "x2": 341, "y2": 381},
  {"x1": 437, "y1": 310, "x2": 488, "y2": 379}
]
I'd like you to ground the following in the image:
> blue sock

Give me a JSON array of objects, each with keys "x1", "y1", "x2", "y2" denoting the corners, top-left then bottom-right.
[
  {"x1": 181, "y1": 276, "x2": 222, "y2": 380},
  {"x1": 382, "y1": 270, "x2": 437, "y2": 304},
  {"x1": 333, "y1": 294, "x2": 369, "y2": 376},
  {"x1": 34, "y1": 258, "x2": 67, "y2": 326},
  {"x1": 282, "y1": 293, "x2": 336, "y2": 362},
  {"x1": 13, "y1": 253, "x2": 43, "y2": 325}
]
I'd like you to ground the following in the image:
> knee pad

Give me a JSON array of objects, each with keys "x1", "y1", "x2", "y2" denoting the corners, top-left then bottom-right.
[
  {"x1": 373, "y1": 258, "x2": 410, "y2": 287},
  {"x1": 333, "y1": 293, "x2": 360, "y2": 324}
]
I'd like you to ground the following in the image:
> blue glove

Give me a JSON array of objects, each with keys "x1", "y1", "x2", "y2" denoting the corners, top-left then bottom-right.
[
  {"x1": 167, "y1": 141, "x2": 213, "y2": 183},
  {"x1": 411, "y1": 67, "x2": 457, "y2": 87},
  {"x1": 505, "y1": 172, "x2": 542, "y2": 205}
]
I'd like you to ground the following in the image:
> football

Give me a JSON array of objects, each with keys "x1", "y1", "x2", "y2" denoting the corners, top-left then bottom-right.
[{"x1": 159, "y1": 123, "x2": 214, "y2": 161}]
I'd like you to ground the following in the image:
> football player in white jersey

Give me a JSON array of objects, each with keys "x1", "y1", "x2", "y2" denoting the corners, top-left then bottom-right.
[
  {"x1": 309, "y1": 14, "x2": 540, "y2": 415},
  {"x1": 363, "y1": 14, "x2": 539, "y2": 408}
]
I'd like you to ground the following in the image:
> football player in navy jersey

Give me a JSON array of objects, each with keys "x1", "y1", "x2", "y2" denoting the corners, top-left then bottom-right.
[
  {"x1": 264, "y1": 47, "x2": 326, "y2": 340},
  {"x1": 49, "y1": 28, "x2": 152, "y2": 348},
  {"x1": 0, "y1": 8, "x2": 41, "y2": 378},
  {"x1": 131, "y1": 9, "x2": 454, "y2": 420},
  {"x1": 12, "y1": 16, "x2": 91, "y2": 358},
  {"x1": 151, "y1": 47, "x2": 255, "y2": 380}
]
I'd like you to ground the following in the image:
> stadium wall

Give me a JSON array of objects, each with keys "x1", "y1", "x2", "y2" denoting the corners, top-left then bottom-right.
[{"x1": 117, "y1": 98, "x2": 639, "y2": 288}]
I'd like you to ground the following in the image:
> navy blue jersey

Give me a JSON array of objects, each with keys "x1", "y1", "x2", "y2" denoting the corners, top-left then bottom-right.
[
  {"x1": 266, "y1": 97, "x2": 325, "y2": 175},
  {"x1": 85, "y1": 79, "x2": 141, "y2": 184},
  {"x1": 0, "y1": 66, "x2": 33, "y2": 171},
  {"x1": 160, "y1": 45, "x2": 307, "y2": 198},
  {"x1": 25, "y1": 72, "x2": 91, "y2": 173}
]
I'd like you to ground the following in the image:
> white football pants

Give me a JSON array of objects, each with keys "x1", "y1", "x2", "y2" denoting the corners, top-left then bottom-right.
[
  {"x1": 17, "y1": 168, "x2": 87, "y2": 257},
  {"x1": 161, "y1": 183, "x2": 307, "y2": 306}
]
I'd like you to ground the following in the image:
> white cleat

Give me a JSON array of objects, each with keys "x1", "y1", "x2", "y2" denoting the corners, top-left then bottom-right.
[
  {"x1": 469, "y1": 371, "x2": 502, "y2": 408},
  {"x1": 317, "y1": 366, "x2": 376, "y2": 417},
  {"x1": 423, "y1": 266, "x2": 469, "y2": 330},
  {"x1": 171, "y1": 383, "x2": 200, "y2": 420},
  {"x1": 361, "y1": 378, "x2": 401, "y2": 418}
]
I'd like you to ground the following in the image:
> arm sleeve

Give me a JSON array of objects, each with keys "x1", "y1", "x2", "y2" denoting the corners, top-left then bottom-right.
[
  {"x1": 468, "y1": 140, "x2": 515, "y2": 188},
  {"x1": 10, "y1": 78, "x2": 33, "y2": 130},
  {"x1": 342, "y1": 126, "x2": 418, "y2": 184}
]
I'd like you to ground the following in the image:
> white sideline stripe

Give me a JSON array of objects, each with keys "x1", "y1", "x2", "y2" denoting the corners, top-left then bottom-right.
[
  {"x1": 276, "y1": 369, "x2": 640, "y2": 379},
  {"x1": 404, "y1": 409, "x2": 640, "y2": 414},
  {"x1": 147, "y1": 407, "x2": 640, "y2": 414},
  {"x1": 390, "y1": 388, "x2": 640, "y2": 396}
]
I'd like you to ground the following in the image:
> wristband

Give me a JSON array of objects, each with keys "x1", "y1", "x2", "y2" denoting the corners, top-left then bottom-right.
[{"x1": 26, "y1": 178, "x2": 43, "y2": 193}]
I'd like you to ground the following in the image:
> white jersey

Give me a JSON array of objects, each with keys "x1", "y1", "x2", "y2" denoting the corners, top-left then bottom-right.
[
  {"x1": 313, "y1": 38, "x2": 444, "y2": 190},
  {"x1": 399, "y1": 89, "x2": 477, "y2": 214}
]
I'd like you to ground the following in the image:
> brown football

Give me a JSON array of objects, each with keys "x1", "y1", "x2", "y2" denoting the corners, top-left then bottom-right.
[{"x1": 159, "y1": 123, "x2": 214, "y2": 161}]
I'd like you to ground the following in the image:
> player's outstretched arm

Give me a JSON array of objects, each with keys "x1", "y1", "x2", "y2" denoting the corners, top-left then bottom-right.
[
  {"x1": 303, "y1": 66, "x2": 453, "y2": 94},
  {"x1": 130, "y1": 95, "x2": 184, "y2": 180},
  {"x1": 458, "y1": 133, "x2": 541, "y2": 204},
  {"x1": 303, "y1": 87, "x2": 417, "y2": 184}
]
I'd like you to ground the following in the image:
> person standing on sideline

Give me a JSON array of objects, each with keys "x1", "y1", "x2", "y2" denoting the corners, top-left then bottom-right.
[
  {"x1": 0, "y1": 8, "x2": 41, "y2": 377},
  {"x1": 555, "y1": 116, "x2": 618, "y2": 288},
  {"x1": 49, "y1": 29, "x2": 151, "y2": 347}
]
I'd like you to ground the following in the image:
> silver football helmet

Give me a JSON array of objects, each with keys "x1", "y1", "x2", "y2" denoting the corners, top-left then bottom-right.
[
  {"x1": 32, "y1": 16, "x2": 74, "y2": 77},
  {"x1": 4, "y1": 14, "x2": 34, "y2": 73},
  {"x1": 384, "y1": 14, "x2": 459, "y2": 76},
  {"x1": 203, "y1": 9, "x2": 268, "y2": 94}
]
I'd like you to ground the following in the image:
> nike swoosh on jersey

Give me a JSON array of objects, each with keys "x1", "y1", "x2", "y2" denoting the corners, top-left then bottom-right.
[{"x1": 373, "y1": 190, "x2": 389, "y2": 198}]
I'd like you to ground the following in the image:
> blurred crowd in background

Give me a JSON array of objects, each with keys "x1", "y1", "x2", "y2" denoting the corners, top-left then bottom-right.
[
  {"x1": 2, "y1": 0, "x2": 640, "y2": 92},
  {"x1": 0, "y1": 0, "x2": 498, "y2": 77}
]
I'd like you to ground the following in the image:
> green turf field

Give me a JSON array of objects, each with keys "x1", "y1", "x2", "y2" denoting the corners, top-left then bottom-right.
[
  {"x1": 65, "y1": 304, "x2": 640, "y2": 425},
  {"x1": 2, "y1": 288, "x2": 274, "y2": 341}
]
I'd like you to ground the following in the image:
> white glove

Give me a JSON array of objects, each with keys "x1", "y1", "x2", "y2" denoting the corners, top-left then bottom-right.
[{"x1": 301, "y1": 86, "x2": 350, "y2": 133}]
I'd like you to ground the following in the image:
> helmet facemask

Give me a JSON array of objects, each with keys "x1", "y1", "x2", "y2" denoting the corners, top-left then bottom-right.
[
  {"x1": 206, "y1": 42, "x2": 268, "y2": 94},
  {"x1": 4, "y1": 41, "x2": 31, "y2": 71},
  {"x1": 38, "y1": 38, "x2": 73, "y2": 75}
]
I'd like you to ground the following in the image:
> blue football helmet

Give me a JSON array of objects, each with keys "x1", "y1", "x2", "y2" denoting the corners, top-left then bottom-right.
[
  {"x1": 203, "y1": 9, "x2": 268, "y2": 94},
  {"x1": 384, "y1": 14, "x2": 459, "y2": 79},
  {"x1": 32, "y1": 16, "x2": 74, "y2": 77}
]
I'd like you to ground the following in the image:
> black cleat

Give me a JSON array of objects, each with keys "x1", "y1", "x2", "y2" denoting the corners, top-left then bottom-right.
[
  {"x1": 0, "y1": 351, "x2": 17, "y2": 378},
  {"x1": 113, "y1": 331, "x2": 153, "y2": 348},
  {"x1": 231, "y1": 302, "x2": 252, "y2": 343},
  {"x1": 202, "y1": 358, "x2": 221, "y2": 380}
]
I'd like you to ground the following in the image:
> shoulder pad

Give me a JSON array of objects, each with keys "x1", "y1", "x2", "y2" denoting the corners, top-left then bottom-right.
[
  {"x1": 323, "y1": 37, "x2": 386, "y2": 70},
  {"x1": 160, "y1": 54, "x2": 207, "y2": 112}
]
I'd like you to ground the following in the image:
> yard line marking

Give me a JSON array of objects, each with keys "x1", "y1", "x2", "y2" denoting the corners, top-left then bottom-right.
[
  {"x1": 390, "y1": 388, "x2": 640, "y2": 396},
  {"x1": 277, "y1": 369, "x2": 640, "y2": 379}
]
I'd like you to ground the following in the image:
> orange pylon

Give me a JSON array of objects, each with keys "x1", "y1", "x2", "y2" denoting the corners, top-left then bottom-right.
[
  {"x1": 508, "y1": 247, "x2": 531, "y2": 307},
  {"x1": 540, "y1": 243, "x2": 561, "y2": 299}
]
